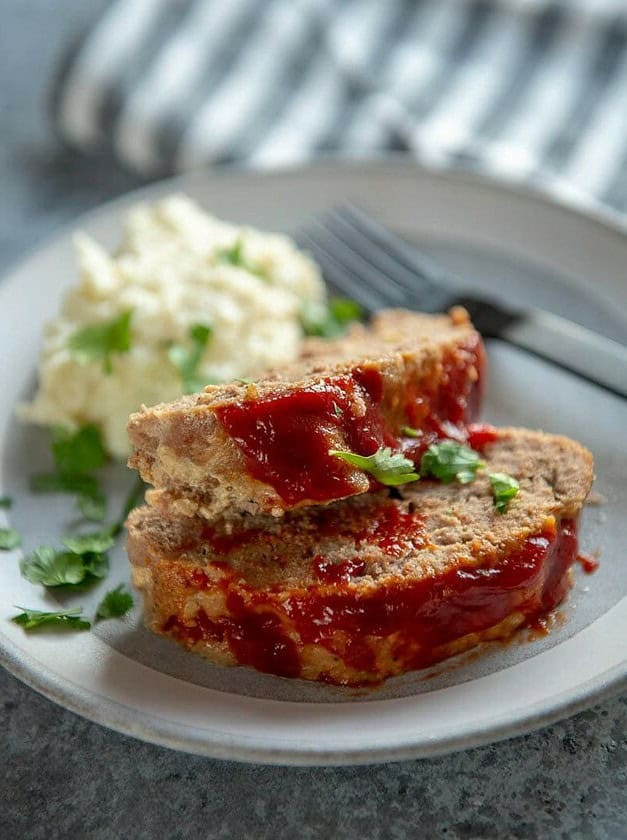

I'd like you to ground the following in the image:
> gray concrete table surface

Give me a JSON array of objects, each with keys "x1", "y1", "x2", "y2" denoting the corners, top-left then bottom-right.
[{"x1": 1, "y1": 3, "x2": 625, "y2": 838}]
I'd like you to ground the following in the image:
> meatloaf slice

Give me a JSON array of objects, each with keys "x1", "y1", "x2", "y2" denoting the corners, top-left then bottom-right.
[
  {"x1": 128, "y1": 308, "x2": 484, "y2": 520},
  {"x1": 127, "y1": 428, "x2": 594, "y2": 686}
]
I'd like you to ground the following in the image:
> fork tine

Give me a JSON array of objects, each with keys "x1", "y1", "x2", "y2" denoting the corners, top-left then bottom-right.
[
  {"x1": 324, "y1": 207, "x2": 435, "y2": 299},
  {"x1": 307, "y1": 219, "x2": 408, "y2": 307},
  {"x1": 337, "y1": 204, "x2": 453, "y2": 291},
  {"x1": 298, "y1": 230, "x2": 384, "y2": 314}
]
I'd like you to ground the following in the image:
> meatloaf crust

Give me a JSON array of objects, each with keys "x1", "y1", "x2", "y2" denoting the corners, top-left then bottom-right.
[
  {"x1": 127, "y1": 428, "x2": 594, "y2": 685},
  {"x1": 127, "y1": 308, "x2": 484, "y2": 519}
]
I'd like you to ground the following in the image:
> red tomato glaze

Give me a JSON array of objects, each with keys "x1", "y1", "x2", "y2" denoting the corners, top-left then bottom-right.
[
  {"x1": 577, "y1": 553, "x2": 600, "y2": 574},
  {"x1": 216, "y1": 336, "x2": 485, "y2": 506},
  {"x1": 313, "y1": 556, "x2": 367, "y2": 584},
  {"x1": 163, "y1": 518, "x2": 579, "y2": 684}
]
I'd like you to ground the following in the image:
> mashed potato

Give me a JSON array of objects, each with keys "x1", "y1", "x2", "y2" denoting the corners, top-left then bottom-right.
[{"x1": 21, "y1": 195, "x2": 326, "y2": 458}]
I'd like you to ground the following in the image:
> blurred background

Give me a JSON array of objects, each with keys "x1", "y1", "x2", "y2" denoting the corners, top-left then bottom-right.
[{"x1": 4, "y1": 0, "x2": 627, "y2": 272}]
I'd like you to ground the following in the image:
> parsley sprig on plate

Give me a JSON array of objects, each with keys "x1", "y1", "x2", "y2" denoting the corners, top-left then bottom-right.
[
  {"x1": 20, "y1": 538, "x2": 111, "y2": 588},
  {"x1": 12, "y1": 428, "x2": 146, "y2": 632},
  {"x1": 30, "y1": 424, "x2": 108, "y2": 521},
  {"x1": 96, "y1": 585, "x2": 133, "y2": 621},
  {"x1": 12, "y1": 607, "x2": 91, "y2": 632},
  {"x1": 20, "y1": 474, "x2": 145, "y2": 591},
  {"x1": 0, "y1": 528, "x2": 21, "y2": 550},
  {"x1": 12, "y1": 584, "x2": 134, "y2": 633}
]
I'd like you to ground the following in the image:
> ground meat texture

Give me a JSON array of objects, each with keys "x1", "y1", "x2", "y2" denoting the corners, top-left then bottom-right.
[
  {"x1": 127, "y1": 428, "x2": 593, "y2": 686},
  {"x1": 127, "y1": 308, "x2": 485, "y2": 520}
]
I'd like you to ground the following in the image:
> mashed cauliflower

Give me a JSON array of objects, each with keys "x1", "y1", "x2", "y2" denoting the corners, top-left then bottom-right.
[{"x1": 21, "y1": 195, "x2": 326, "y2": 458}]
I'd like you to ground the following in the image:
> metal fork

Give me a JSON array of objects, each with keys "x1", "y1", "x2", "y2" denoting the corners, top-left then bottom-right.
[{"x1": 299, "y1": 204, "x2": 627, "y2": 399}]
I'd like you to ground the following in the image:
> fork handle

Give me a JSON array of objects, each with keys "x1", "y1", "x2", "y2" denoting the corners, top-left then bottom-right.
[
  {"x1": 496, "y1": 307, "x2": 627, "y2": 399},
  {"x1": 408, "y1": 292, "x2": 627, "y2": 399}
]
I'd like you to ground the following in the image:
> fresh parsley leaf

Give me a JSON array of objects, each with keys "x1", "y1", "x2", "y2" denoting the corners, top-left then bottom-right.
[
  {"x1": 30, "y1": 471, "x2": 100, "y2": 497},
  {"x1": 329, "y1": 297, "x2": 363, "y2": 323},
  {"x1": 77, "y1": 491, "x2": 106, "y2": 523},
  {"x1": 0, "y1": 528, "x2": 21, "y2": 550},
  {"x1": 62, "y1": 529, "x2": 113, "y2": 581},
  {"x1": 20, "y1": 547, "x2": 86, "y2": 587},
  {"x1": 12, "y1": 607, "x2": 90, "y2": 632},
  {"x1": 168, "y1": 322, "x2": 213, "y2": 394},
  {"x1": 420, "y1": 441, "x2": 485, "y2": 484},
  {"x1": 0, "y1": 496, "x2": 12, "y2": 509},
  {"x1": 401, "y1": 426, "x2": 421, "y2": 438},
  {"x1": 31, "y1": 424, "x2": 107, "y2": 519},
  {"x1": 235, "y1": 378, "x2": 253, "y2": 385},
  {"x1": 489, "y1": 473, "x2": 520, "y2": 514},
  {"x1": 62, "y1": 531, "x2": 115, "y2": 555},
  {"x1": 51, "y1": 424, "x2": 107, "y2": 474},
  {"x1": 216, "y1": 239, "x2": 267, "y2": 279},
  {"x1": 96, "y1": 584, "x2": 133, "y2": 620},
  {"x1": 216, "y1": 238, "x2": 245, "y2": 266},
  {"x1": 69, "y1": 309, "x2": 133, "y2": 374},
  {"x1": 82, "y1": 552, "x2": 110, "y2": 580},
  {"x1": 301, "y1": 297, "x2": 363, "y2": 339},
  {"x1": 20, "y1": 539, "x2": 110, "y2": 586},
  {"x1": 329, "y1": 447, "x2": 420, "y2": 487}
]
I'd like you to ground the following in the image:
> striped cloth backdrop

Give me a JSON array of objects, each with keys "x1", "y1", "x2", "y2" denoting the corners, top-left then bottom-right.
[{"x1": 53, "y1": 0, "x2": 627, "y2": 214}]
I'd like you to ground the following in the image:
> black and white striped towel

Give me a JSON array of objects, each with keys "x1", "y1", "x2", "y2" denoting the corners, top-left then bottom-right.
[{"x1": 53, "y1": 0, "x2": 627, "y2": 213}]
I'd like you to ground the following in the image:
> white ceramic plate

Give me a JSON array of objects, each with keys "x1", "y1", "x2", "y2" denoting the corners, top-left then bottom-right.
[{"x1": 1, "y1": 161, "x2": 626, "y2": 765}]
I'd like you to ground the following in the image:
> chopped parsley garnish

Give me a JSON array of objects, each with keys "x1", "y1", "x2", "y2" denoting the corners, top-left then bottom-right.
[
  {"x1": 96, "y1": 585, "x2": 133, "y2": 620},
  {"x1": 0, "y1": 496, "x2": 12, "y2": 508},
  {"x1": 0, "y1": 528, "x2": 21, "y2": 550},
  {"x1": 62, "y1": 531, "x2": 115, "y2": 555},
  {"x1": 332, "y1": 402, "x2": 343, "y2": 418},
  {"x1": 31, "y1": 424, "x2": 107, "y2": 521},
  {"x1": 216, "y1": 238, "x2": 267, "y2": 279},
  {"x1": 329, "y1": 447, "x2": 420, "y2": 487},
  {"x1": 216, "y1": 238, "x2": 245, "y2": 266},
  {"x1": 12, "y1": 607, "x2": 90, "y2": 632},
  {"x1": 69, "y1": 309, "x2": 133, "y2": 374},
  {"x1": 20, "y1": 546, "x2": 86, "y2": 587},
  {"x1": 401, "y1": 426, "x2": 421, "y2": 438},
  {"x1": 489, "y1": 473, "x2": 520, "y2": 514},
  {"x1": 420, "y1": 441, "x2": 485, "y2": 485},
  {"x1": 51, "y1": 424, "x2": 107, "y2": 475},
  {"x1": 82, "y1": 551, "x2": 110, "y2": 580},
  {"x1": 77, "y1": 492, "x2": 107, "y2": 523},
  {"x1": 168, "y1": 323, "x2": 213, "y2": 394},
  {"x1": 30, "y1": 471, "x2": 99, "y2": 497},
  {"x1": 301, "y1": 297, "x2": 363, "y2": 339},
  {"x1": 20, "y1": 529, "x2": 112, "y2": 587}
]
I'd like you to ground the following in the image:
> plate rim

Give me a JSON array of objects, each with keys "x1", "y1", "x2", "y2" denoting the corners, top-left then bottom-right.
[
  {"x1": 1, "y1": 626, "x2": 626, "y2": 766},
  {"x1": 1, "y1": 157, "x2": 626, "y2": 765},
  {"x1": 3, "y1": 156, "x2": 627, "y2": 293}
]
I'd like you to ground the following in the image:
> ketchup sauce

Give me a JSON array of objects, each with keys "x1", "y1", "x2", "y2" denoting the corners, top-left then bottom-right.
[
  {"x1": 216, "y1": 336, "x2": 485, "y2": 506},
  {"x1": 162, "y1": 518, "x2": 579, "y2": 684},
  {"x1": 313, "y1": 556, "x2": 366, "y2": 584},
  {"x1": 577, "y1": 553, "x2": 600, "y2": 574}
]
